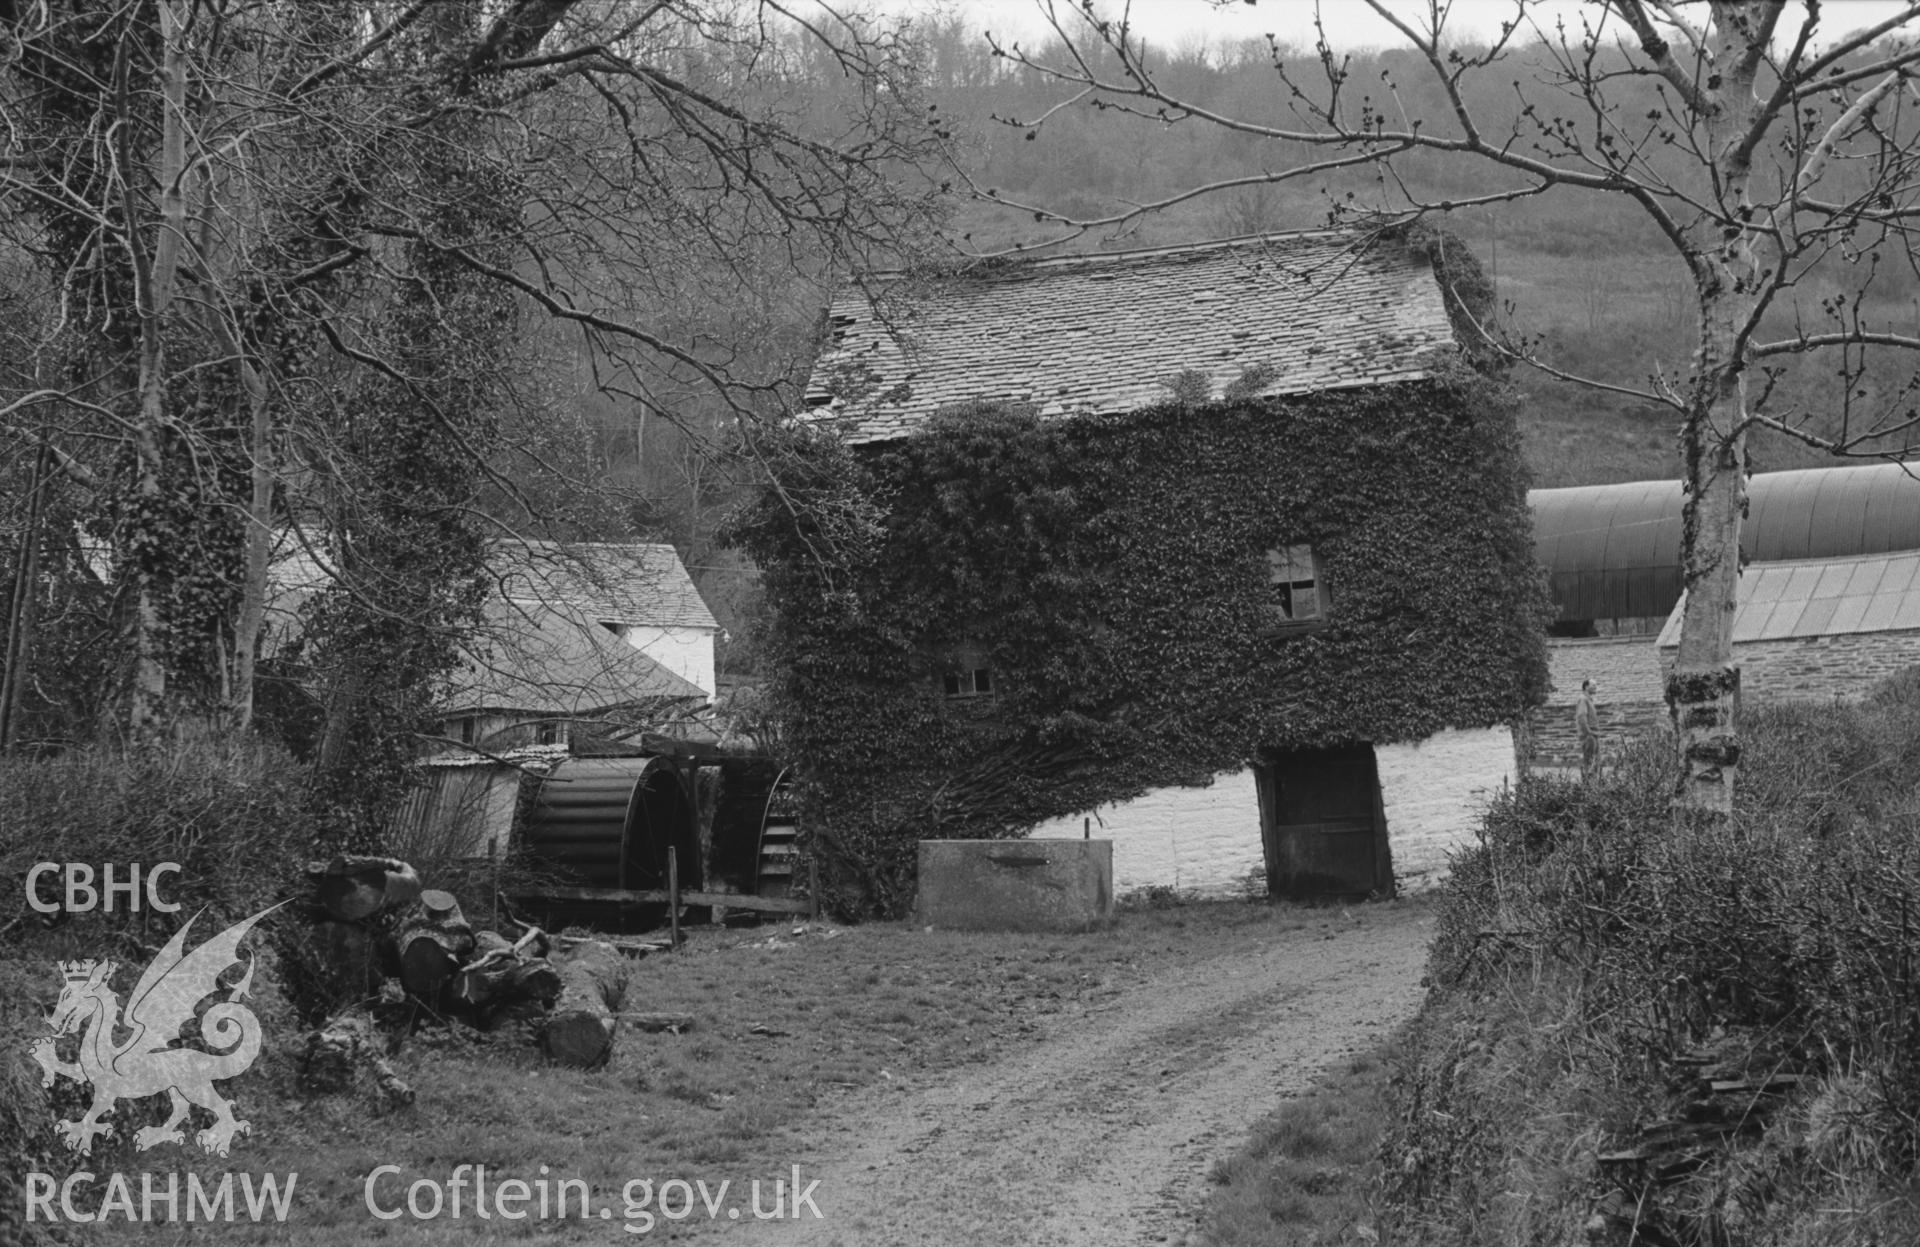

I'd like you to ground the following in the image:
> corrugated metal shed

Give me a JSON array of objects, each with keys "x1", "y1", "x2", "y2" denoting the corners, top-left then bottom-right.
[
  {"x1": 390, "y1": 754, "x2": 546, "y2": 858},
  {"x1": 1531, "y1": 464, "x2": 1920, "y2": 621},
  {"x1": 1656, "y1": 549, "x2": 1920, "y2": 646}
]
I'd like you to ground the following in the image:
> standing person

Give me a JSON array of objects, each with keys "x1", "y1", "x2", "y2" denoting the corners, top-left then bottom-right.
[{"x1": 1575, "y1": 679, "x2": 1601, "y2": 781}]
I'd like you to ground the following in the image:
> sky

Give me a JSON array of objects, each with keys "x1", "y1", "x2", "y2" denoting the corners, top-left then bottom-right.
[{"x1": 872, "y1": 1, "x2": 1920, "y2": 54}]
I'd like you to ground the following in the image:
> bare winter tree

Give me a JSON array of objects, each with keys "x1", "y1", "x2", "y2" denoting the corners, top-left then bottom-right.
[
  {"x1": 985, "y1": 0, "x2": 1920, "y2": 815},
  {"x1": 0, "y1": 2, "x2": 945, "y2": 821}
]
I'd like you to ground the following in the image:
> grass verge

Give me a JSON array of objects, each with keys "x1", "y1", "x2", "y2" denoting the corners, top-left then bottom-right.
[
  {"x1": 1200, "y1": 1033, "x2": 1402, "y2": 1247},
  {"x1": 1376, "y1": 671, "x2": 1920, "y2": 1246}
]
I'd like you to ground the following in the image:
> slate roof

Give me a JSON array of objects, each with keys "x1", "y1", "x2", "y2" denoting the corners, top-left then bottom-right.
[
  {"x1": 802, "y1": 231, "x2": 1458, "y2": 444},
  {"x1": 444, "y1": 598, "x2": 705, "y2": 714},
  {"x1": 263, "y1": 535, "x2": 720, "y2": 642},
  {"x1": 491, "y1": 541, "x2": 719, "y2": 632},
  {"x1": 1656, "y1": 550, "x2": 1920, "y2": 647}
]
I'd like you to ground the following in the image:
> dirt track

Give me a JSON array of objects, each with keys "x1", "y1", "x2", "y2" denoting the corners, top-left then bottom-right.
[{"x1": 731, "y1": 903, "x2": 1433, "y2": 1246}]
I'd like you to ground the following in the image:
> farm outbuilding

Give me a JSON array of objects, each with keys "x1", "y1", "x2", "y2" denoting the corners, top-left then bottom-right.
[
  {"x1": 390, "y1": 748, "x2": 557, "y2": 860},
  {"x1": 439, "y1": 597, "x2": 706, "y2": 753},
  {"x1": 496, "y1": 541, "x2": 723, "y2": 698},
  {"x1": 1532, "y1": 463, "x2": 1920, "y2": 632},
  {"x1": 1655, "y1": 550, "x2": 1920, "y2": 698},
  {"x1": 265, "y1": 533, "x2": 717, "y2": 754},
  {"x1": 1526, "y1": 464, "x2": 1920, "y2": 769},
  {"x1": 764, "y1": 229, "x2": 1550, "y2": 905}
]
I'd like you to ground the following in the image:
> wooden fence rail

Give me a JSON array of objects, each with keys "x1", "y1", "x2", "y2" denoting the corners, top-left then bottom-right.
[{"x1": 514, "y1": 883, "x2": 817, "y2": 919}]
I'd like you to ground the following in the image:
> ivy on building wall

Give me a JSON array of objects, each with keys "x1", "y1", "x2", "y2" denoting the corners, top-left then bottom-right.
[{"x1": 734, "y1": 346, "x2": 1552, "y2": 921}]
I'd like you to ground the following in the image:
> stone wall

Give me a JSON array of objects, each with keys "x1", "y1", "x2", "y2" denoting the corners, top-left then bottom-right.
[
  {"x1": 1688, "y1": 629, "x2": 1920, "y2": 702},
  {"x1": 1024, "y1": 724, "x2": 1518, "y2": 899},
  {"x1": 1024, "y1": 770, "x2": 1266, "y2": 900},
  {"x1": 1373, "y1": 725, "x2": 1517, "y2": 893},
  {"x1": 1529, "y1": 637, "x2": 1670, "y2": 770},
  {"x1": 915, "y1": 839, "x2": 1115, "y2": 932},
  {"x1": 1526, "y1": 630, "x2": 1920, "y2": 769}
]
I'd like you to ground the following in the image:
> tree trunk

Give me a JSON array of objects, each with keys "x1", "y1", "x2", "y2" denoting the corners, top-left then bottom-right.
[
  {"x1": 316, "y1": 661, "x2": 367, "y2": 777},
  {"x1": 1664, "y1": 13, "x2": 1770, "y2": 819},
  {"x1": 127, "y1": 1, "x2": 192, "y2": 735},
  {"x1": 454, "y1": 931, "x2": 563, "y2": 1025},
  {"x1": 0, "y1": 444, "x2": 50, "y2": 752},
  {"x1": 311, "y1": 855, "x2": 422, "y2": 922},
  {"x1": 1668, "y1": 423, "x2": 1746, "y2": 815},
  {"x1": 542, "y1": 940, "x2": 628, "y2": 1067},
  {"x1": 229, "y1": 357, "x2": 275, "y2": 729},
  {"x1": 396, "y1": 890, "x2": 476, "y2": 1003}
]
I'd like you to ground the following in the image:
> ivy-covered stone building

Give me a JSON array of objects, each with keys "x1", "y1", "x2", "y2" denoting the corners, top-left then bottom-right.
[{"x1": 737, "y1": 230, "x2": 1552, "y2": 913}]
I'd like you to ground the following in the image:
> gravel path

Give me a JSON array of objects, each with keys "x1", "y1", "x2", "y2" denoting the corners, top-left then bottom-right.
[{"x1": 727, "y1": 903, "x2": 1433, "y2": 1246}]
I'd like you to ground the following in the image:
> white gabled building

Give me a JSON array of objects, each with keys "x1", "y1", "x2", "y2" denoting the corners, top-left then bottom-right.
[
  {"x1": 265, "y1": 534, "x2": 723, "y2": 744},
  {"x1": 496, "y1": 541, "x2": 721, "y2": 699}
]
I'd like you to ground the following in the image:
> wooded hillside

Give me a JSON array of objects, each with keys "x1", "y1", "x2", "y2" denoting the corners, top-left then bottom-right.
[
  {"x1": 6, "y1": 2, "x2": 1914, "y2": 766},
  {"x1": 913, "y1": 15, "x2": 1920, "y2": 487}
]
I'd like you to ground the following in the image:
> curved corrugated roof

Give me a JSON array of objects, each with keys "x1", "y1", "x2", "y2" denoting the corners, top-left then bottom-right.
[{"x1": 1530, "y1": 463, "x2": 1920, "y2": 621}]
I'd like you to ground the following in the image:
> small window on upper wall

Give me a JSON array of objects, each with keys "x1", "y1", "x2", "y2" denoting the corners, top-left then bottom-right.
[
  {"x1": 1266, "y1": 544, "x2": 1325, "y2": 624},
  {"x1": 939, "y1": 644, "x2": 995, "y2": 699},
  {"x1": 942, "y1": 666, "x2": 994, "y2": 698}
]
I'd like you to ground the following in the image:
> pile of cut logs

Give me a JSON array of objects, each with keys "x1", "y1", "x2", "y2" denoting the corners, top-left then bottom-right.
[
  {"x1": 1588, "y1": 1033, "x2": 1809, "y2": 1246},
  {"x1": 297, "y1": 855, "x2": 667, "y2": 1102}
]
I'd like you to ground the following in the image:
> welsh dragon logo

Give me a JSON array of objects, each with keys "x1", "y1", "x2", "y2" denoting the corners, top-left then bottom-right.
[{"x1": 30, "y1": 904, "x2": 280, "y2": 1158}]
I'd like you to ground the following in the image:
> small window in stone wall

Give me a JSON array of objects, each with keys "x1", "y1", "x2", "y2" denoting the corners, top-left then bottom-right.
[
  {"x1": 939, "y1": 643, "x2": 996, "y2": 699},
  {"x1": 1266, "y1": 543, "x2": 1326, "y2": 624},
  {"x1": 943, "y1": 668, "x2": 993, "y2": 697}
]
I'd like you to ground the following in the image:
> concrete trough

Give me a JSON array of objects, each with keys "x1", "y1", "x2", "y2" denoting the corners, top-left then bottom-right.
[{"x1": 915, "y1": 839, "x2": 1114, "y2": 933}]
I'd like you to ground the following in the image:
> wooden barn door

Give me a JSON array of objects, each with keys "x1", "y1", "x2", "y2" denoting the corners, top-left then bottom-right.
[{"x1": 1256, "y1": 745, "x2": 1392, "y2": 899}]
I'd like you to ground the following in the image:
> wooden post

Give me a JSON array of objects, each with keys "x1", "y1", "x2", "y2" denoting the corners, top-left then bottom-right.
[
  {"x1": 488, "y1": 836, "x2": 500, "y2": 930},
  {"x1": 808, "y1": 858, "x2": 820, "y2": 923},
  {"x1": 668, "y1": 846, "x2": 681, "y2": 949}
]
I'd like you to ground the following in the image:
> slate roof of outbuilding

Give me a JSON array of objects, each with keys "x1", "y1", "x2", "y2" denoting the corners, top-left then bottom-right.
[
  {"x1": 494, "y1": 541, "x2": 719, "y2": 633},
  {"x1": 264, "y1": 536, "x2": 720, "y2": 638},
  {"x1": 260, "y1": 535, "x2": 711, "y2": 714},
  {"x1": 444, "y1": 598, "x2": 706, "y2": 714},
  {"x1": 1656, "y1": 549, "x2": 1920, "y2": 647},
  {"x1": 802, "y1": 231, "x2": 1458, "y2": 444}
]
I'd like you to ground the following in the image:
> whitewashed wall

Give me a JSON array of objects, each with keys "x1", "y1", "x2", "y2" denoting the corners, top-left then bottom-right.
[
  {"x1": 1372, "y1": 725, "x2": 1514, "y2": 893},
  {"x1": 1024, "y1": 724, "x2": 1516, "y2": 898},
  {"x1": 619, "y1": 624, "x2": 717, "y2": 697},
  {"x1": 1025, "y1": 769, "x2": 1266, "y2": 899}
]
